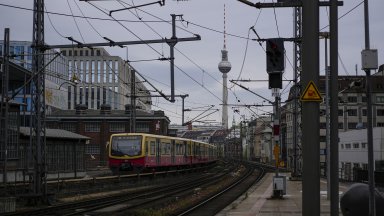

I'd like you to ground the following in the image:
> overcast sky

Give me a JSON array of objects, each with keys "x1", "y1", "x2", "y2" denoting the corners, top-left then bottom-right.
[{"x1": 1, "y1": 0, "x2": 383, "y2": 126}]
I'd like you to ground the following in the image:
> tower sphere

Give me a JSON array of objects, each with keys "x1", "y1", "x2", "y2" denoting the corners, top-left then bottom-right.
[{"x1": 218, "y1": 49, "x2": 232, "y2": 74}]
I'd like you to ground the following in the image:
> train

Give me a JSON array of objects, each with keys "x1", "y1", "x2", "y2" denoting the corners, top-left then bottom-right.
[{"x1": 107, "y1": 133, "x2": 218, "y2": 174}]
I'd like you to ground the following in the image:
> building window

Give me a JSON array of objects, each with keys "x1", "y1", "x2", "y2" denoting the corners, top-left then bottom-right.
[
  {"x1": 341, "y1": 144, "x2": 344, "y2": 149},
  {"x1": 353, "y1": 143, "x2": 359, "y2": 149},
  {"x1": 377, "y1": 96, "x2": 384, "y2": 103},
  {"x1": 97, "y1": 87, "x2": 100, "y2": 109},
  {"x1": 68, "y1": 86, "x2": 71, "y2": 109},
  {"x1": 85, "y1": 122, "x2": 100, "y2": 132},
  {"x1": 319, "y1": 136, "x2": 326, "y2": 142},
  {"x1": 109, "y1": 60, "x2": 113, "y2": 83},
  {"x1": 60, "y1": 122, "x2": 77, "y2": 132},
  {"x1": 91, "y1": 87, "x2": 95, "y2": 109},
  {"x1": 136, "y1": 122, "x2": 150, "y2": 133},
  {"x1": 97, "y1": 50, "x2": 101, "y2": 56},
  {"x1": 347, "y1": 109, "x2": 357, "y2": 116},
  {"x1": 338, "y1": 122, "x2": 344, "y2": 129},
  {"x1": 79, "y1": 87, "x2": 83, "y2": 104},
  {"x1": 114, "y1": 61, "x2": 118, "y2": 83},
  {"x1": 85, "y1": 61, "x2": 89, "y2": 83},
  {"x1": 62, "y1": 50, "x2": 66, "y2": 56},
  {"x1": 377, "y1": 122, "x2": 384, "y2": 127},
  {"x1": 362, "y1": 163, "x2": 368, "y2": 170},
  {"x1": 345, "y1": 143, "x2": 351, "y2": 149},
  {"x1": 80, "y1": 60, "x2": 84, "y2": 82},
  {"x1": 362, "y1": 96, "x2": 367, "y2": 103},
  {"x1": 85, "y1": 87, "x2": 89, "y2": 107},
  {"x1": 97, "y1": 61, "x2": 101, "y2": 83},
  {"x1": 85, "y1": 144, "x2": 100, "y2": 155},
  {"x1": 103, "y1": 61, "x2": 107, "y2": 83},
  {"x1": 91, "y1": 61, "x2": 95, "y2": 83},
  {"x1": 348, "y1": 122, "x2": 357, "y2": 129},
  {"x1": 338, "y1": 109, "x2": 343, "y2": 116},
  {"x1": 361, "y1": 142, "x2": 367, "y2": 149},
  {"x1": 347, "y1": 96, "x2": 357, "y2": 103},
  {"x1": 102, "y1": 87, "x2": 106, "y2": 104},
  {"x1": 110, "y1": 122, "x2": 125, "y2": 132},
  {"x1": 320, "y1": 123, "x2": 326, "y2": 129},
  {"x1": 362, "y1": 109, "x2": 367, "y2": 116},
  {"x1": 377, "y1": 109, "x2": 384, "y2": 116}
]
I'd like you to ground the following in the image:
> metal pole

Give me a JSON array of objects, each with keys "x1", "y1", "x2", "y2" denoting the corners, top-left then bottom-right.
[
  {"x1": 130, "y1": 68, "x2": 136, "y2": 133},
  {"x1": 292, "y1": 6, "x2": 301, "y2": 177},
  {"x1": 2, "y1": 28, "x2": 10, "y2": 186},
  {"x1": 324, "y1": 34, "x2": 330, "y2": 201},
  {"x1": 168, "y1": 14, "x2": 178, "y2": 103},
  {"x1": 330, "y1": 0, "x2": 340, "y2": 214},
  {"x1": 363, "y1": 1, "x2": 375, "y2": 215},
  {"x1": 274, "y1": 96, "x2": 280, "y2": 177},
  {"x1": 181, "y1": 95, "x2": 188, "y2": 125},
  {"x1": 32, "y1": 0, "x2": 47, "y2": 199},
  {"x1": 302, "y1": 0, "x2": 320, "y2": 215}
]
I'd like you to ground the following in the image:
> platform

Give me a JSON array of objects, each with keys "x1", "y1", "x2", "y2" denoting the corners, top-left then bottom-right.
[{"x1": 217, "y1": 172, "x2": 349, "y2": 216}]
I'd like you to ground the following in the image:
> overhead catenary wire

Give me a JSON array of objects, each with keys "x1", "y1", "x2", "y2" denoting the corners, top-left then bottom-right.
[{"x1": 3, "y1": 0, "x2": 368, "y2": 123}]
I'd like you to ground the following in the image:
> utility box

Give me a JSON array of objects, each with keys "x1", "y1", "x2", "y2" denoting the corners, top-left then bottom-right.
[
  {"x1": 361, "y1": 49, "x2": 378, "y2": 70},
  {"x1": 273, "y1": 175, "x2": 286, "y2": 197}
]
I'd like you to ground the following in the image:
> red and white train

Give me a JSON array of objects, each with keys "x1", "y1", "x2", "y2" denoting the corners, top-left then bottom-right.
[{"x1": 108, "y1": 133, "x2": 217, "y2": 173}]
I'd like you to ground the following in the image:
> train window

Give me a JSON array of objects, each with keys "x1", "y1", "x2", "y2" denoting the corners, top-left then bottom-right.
[
  {"x1": 111, "y1": 135, "x2": 142, "y2": 157},
  {"x1": 176, "y1": 144, "x2": 180, "y2": 155},
  {"x1": 150, "y1": 141, "x2": 156, "y2": 155},
  {"x1": 166, "y1": 143, "x2": 171, "y2": 155},
  {"x1": 161, "y1": 142, "x2": 167, "y2": 154}
]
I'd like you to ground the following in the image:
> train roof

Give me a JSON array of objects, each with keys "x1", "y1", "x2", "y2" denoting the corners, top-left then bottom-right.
[{"x1": 111, "y1": 133, "x2": 215, "y2": 146}]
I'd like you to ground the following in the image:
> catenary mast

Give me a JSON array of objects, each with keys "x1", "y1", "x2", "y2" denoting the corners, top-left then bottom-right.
[{"x1": 218, "y1": 4, "x2": 232, "y2": 129}]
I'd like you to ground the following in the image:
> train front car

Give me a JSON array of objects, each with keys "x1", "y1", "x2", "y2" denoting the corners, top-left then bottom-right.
[{"x1": 108, "y1": 133, "x2": 145, "y2": 174}]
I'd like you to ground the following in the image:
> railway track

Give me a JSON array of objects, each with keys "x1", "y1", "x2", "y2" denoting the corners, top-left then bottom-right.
[
  {"x1": 70, "y1": 163, "x2": 264, "y2": 216},
  {"x1": 176, "y1": 164, "x2": 266, "y2": 216},
  {"x1": 5, "y1": 163, "x2": 233, "y2": 216}
]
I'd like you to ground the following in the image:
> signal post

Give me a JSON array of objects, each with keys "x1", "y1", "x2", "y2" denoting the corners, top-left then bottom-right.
[{"x1": 265, "y1": 38, "x2": 286, "y2": 198}]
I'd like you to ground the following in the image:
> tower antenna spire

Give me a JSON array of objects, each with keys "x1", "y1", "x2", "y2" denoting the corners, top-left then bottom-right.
[{"x1": 223, "y1": 4, "x2": 227, "y2": 50}]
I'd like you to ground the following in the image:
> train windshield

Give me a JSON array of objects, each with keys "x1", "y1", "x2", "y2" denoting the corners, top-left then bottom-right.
[{"x1": 111, "y1": 135, "x2": 142, "y2": 157}]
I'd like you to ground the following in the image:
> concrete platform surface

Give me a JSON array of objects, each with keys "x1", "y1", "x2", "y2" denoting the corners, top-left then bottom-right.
[{"x1": 217, "y1": 172, "x2": 349, "y2": 216}]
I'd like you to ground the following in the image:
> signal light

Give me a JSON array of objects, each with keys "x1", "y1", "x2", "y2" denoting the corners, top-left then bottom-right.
[{"x1": 266, "y1": 38, "x2": 285, "y2": 73}]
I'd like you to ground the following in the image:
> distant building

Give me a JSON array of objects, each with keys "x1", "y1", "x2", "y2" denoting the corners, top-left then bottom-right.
[
  {"x1": 284, "y1": 73, "x2": 384, "y2": 175},
  {"x1": 60, "y1": 47, "x2": 151, "y2": 111},
  {"x1": 251, "y1": 116, "x2": 272, "y2": 163},
  {"x1": 339, "y1": 127, "x2": 384, "y2": 181},
  {"x1": 0, "y1": 40, "x2": 69, "y2": 117}
]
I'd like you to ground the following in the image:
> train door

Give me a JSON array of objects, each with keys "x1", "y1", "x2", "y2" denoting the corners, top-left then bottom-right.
[
  {"x1": 171, "y1": 140, "x2": 175, "y2": 164},
  {"x1": 156, "y1": 138, "x2": 161, "y2": 165},
  {"x1": 183, "y1": 141, "x2": 188, "y2": 164}
]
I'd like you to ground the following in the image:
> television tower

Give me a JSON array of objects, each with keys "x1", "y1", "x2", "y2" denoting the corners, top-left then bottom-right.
[{"x1": 218, "y1": 4, "x2": 231, "y2": 129}]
